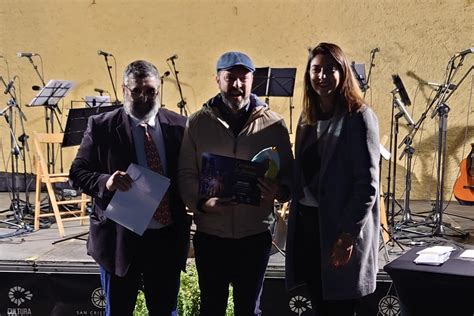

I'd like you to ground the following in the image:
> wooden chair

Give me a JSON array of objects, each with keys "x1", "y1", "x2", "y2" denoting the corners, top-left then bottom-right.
[{"x1": 33, "y1": 132, "x2": 90, "y2": 237}]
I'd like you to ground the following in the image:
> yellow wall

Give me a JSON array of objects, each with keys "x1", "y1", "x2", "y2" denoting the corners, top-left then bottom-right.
[{"x1": 0, "y1": 0, "x2": 473, "y2": 200}]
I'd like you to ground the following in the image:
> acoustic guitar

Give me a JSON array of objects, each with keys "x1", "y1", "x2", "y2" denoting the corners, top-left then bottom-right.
[{"x1": 453, "y1": 143, "x2": 474, "y2": 205}]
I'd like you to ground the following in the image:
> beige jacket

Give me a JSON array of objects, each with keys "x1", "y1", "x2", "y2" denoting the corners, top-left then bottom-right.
[{"x1": 178, "y1": 94, "x2": 293, "y2": 238}]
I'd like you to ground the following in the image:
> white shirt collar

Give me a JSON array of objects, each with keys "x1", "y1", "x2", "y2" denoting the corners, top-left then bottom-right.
[{"x1": 130, "y1": 114, "x2": 157, "y2": 129}]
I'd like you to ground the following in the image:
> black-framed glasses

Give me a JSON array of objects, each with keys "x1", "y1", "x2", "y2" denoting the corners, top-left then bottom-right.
[{"x1": 124, "y1": 85, "x2": 158, "y2": 99}]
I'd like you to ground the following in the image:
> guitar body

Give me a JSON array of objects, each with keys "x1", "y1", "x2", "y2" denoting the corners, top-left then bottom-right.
[{"x1": 453, "y1": 147, "x2": 474, "y2": 205}]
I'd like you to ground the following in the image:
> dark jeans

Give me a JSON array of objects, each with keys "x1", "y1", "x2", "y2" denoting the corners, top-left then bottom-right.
[
  {"x1": 193, "y1": 230, "x2": 272, "y2": 316},
  {"x1": 100, "y1": 225, "x2": 181, "y2": 316},
  {"x1": 299, "y1": 204, "x2": 358, "y2": 316}
]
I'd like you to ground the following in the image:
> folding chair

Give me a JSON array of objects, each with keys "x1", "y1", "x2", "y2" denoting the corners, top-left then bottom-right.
[{"x1": 33, "y1": 132, "x2": 90, "y2": 237}]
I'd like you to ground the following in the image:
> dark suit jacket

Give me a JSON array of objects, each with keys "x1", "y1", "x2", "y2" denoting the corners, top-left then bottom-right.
[{"x1": 69, "y1": 107, "x2": 190, "y2": 277}]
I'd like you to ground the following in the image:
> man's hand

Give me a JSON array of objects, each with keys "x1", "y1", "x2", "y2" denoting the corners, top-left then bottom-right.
[
  {"x1": 202, "y1": 197, "x2": 237, "y2": 214},
  {"x1": 258, "y1": 178, "x2": 280, "y2": 204},
  {"x1": 330, "y1": 233, "x2": 354, "y2": 268},
  {"x1": 106, "y1": 170, "x2": 133, "y2": 192}
]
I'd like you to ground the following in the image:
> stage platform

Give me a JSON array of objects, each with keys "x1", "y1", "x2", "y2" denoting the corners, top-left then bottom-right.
[{"x1": 0, "y1": 192, "x2": 473, "y2": 315}]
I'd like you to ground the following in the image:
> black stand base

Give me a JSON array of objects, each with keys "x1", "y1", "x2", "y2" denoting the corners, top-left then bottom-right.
[{"x1": 52, "y1": 231, "x2": 89, "y2": 245}]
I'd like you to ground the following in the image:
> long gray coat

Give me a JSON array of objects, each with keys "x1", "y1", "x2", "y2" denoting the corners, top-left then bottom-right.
[{"x1": 286, "y1": 105, "x2": 380, "y2": 300}]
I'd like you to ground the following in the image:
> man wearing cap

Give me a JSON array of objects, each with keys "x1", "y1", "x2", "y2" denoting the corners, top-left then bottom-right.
[{"x1": 178, "y1": 52, "x2": 293, "y2": 315}]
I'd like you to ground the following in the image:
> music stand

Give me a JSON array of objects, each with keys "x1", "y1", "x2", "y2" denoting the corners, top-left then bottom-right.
[
  {"x1": 28, "y1": 80, "x2": 75, "y2": 173},
  {"x1": 252, "y1": 67, "x2": 271, "y2": 99},
  {"x1": 251, "y1": 67, "x2": 297, "y2": 133},
  {"x1": 351, "y1": 62, "x2": 369, "y2": 92},
  {"x1": 83, "y1": 95, "x2": 111, "y2": 108},
  {"x1": 63, "y1": 103, "x2": 121, "y2": 147}
]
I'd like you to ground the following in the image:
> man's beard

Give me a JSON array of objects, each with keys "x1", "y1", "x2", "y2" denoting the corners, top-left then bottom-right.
[
  {"x1": 221, "y1": 91, "x2": 250, "y2": 112},
  {"x1": 124, "y1": 99, "x2": 159, "y2": 121}
]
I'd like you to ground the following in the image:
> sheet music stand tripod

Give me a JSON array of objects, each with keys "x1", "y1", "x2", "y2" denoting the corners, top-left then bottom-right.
[
  {"x1": 28, "y1": 80, "x2": 74, "y2": 173},
  {"x1": 63, "y1": 102, "x2": 120, "y2": 147},
  {"x1": 53, "y1": 103, "x2": 121, "y2": 244},
  {"x1": 252, "y1": 67, "x2": 297, "y2": 133}
]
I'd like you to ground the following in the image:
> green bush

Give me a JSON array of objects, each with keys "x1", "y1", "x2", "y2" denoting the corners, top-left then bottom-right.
[{"x1": 133, "y1": 260, "x2": 234, "y2": 316}]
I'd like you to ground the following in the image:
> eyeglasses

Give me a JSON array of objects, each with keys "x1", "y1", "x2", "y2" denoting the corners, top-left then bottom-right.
[
  {"x1": 124, "y1": 85, "x2": 158, "y2": 99},
  {"x1": 222, "y1": 74, "x2": 252, "y2": 84}
]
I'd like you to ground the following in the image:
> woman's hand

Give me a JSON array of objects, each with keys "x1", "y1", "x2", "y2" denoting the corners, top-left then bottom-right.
[{"x1": 330, "y1": 233, "x2": 354, "y2": 268}]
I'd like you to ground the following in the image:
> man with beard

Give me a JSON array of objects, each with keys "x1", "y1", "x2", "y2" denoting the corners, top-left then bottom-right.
[
  {"x1": 178, "y1": 52, "x2": 293, "y2": 315},
  {"x1": 69, "y1": 60, "x2": 189, "y2": 316}
]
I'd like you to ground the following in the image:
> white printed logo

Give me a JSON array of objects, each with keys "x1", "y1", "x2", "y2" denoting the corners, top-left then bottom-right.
[
  {"x1": 378, "y1": 294, "x2": 400, "y2": 316},
  {"x1": 289, "y1": 295, "x2": 312, "y2": 316},
  {"x1": 8, "y1": 286, "x2": 33, "y2": 306},
  {"x1": 91, "y1": 287, "x2": 106, "y2": 309}
]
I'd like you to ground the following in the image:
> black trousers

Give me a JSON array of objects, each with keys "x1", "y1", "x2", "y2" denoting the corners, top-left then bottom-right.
[
  {"x1": 193, "y1": 230, "x2": 272, "y2": 316},
  {"x1": 100, "y1": 225, "x2": 181, "y2": 316}
]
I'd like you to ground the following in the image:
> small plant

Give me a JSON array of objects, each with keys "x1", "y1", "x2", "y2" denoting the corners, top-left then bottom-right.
[
  {"x1": 177, "y1": 261, "x2": 201, "y2": 315},
  {"x1": 134, "y1": 290, "x2": 148, "y2": 316},
  {"x1": 133, "y1": 260, "x2": 234, "y2": 315}
]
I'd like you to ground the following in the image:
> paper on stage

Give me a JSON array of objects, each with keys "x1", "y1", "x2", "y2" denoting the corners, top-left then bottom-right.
[
  {"x1": 459, "y1": 249, "x2": 474, "y2": 259},
  {"x1": 414, "y1": 246, "x2": 455, "y2": 266},
  {"x1": 105, "y1": 163, "x2": 170, "y2": 236}
]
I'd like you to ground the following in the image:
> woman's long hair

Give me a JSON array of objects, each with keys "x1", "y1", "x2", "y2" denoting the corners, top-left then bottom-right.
[{"x1": 301, "y1": 42, "x2": 365, "y2": 125}]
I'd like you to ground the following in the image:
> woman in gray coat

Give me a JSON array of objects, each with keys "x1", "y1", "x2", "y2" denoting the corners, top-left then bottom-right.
[{"x1": 285, "y1": 42, "x2": 380, "y2": 315}]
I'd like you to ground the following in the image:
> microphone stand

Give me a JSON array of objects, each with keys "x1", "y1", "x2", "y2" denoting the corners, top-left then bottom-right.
[
  {"x1": 100, "y1": 55, "x2": 119, "y2": 105},
  {"x1": 160, "y1": 75, "x2": 166, "y2": 108},
  {"x1": 429, "y1": 55, "x2": 470, "y2": 237},
  {"x1": 0, "y1": 86, "x2": 33, "y2": 236},
  {"x1": 387, "y1": 92, "x2": 406, "y2": 237},
  {"x1": 169, "y1": 58, "x2": 187, "y2": 116},
  {"x1": 364, "y1": 49, "x2": 379, "y2": 98},
  {"x1": 22, "y1": 55, "x2": 58, "y2": 172}
]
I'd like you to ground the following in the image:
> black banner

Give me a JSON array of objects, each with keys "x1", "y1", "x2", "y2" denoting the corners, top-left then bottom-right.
[
  {"x1": 0, "y1": 272, "x2": 104, "y2": 316},
  {"x1": 261, "y1": 276, "x2": 400, "y2": 316}
]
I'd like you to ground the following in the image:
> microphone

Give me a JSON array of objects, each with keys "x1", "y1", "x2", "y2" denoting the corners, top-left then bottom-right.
[
  {"x1": 17, "y1": 52, "x2": 38, "y2": 58},
  {"x1": 394, "y1": 97, "x2": 415, "y2": 127},
  {"x1": 94, "y1": 88, "x2": 108, "y2": 94},
  {"x1": 97, "y1": 50, "x2": 113, "y2": 57},
  {"x1": 371, "y1": 47, "x2": 380, "y2": 54},
  {"x1": 426, "y1": 82, "x2": 457, "y2": 91},
  {"x1": 454, "y1": 47, "x2": 474, "y2": 57},
  {"x1": 160, "y1": 71, "x2": 171, "y2": 79},
  {"x1": 392, "y1": 74, "x2": 412, "y2": 106},
  {"x1": 405, "y1": 72, "x2": 457, "y2": 91},
  {"x1": 166, "y1": 54, "x2": 178, "y2": 61},
  {"x1": 0, "y1": 106, "x2": 10, "y2": 116},
  {"x1": 4, "y1": 77, "x2": 16, "y2": 94}
]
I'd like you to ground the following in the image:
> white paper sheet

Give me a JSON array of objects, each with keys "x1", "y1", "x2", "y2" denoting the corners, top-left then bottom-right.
[
  {"x1": 460, "y1": 249, "x2": 474, "y2": 259},
  {"x1": 414, "y1": 246, "x2": 455, "y2": 266},
  {"x1": 416, "y1": 246, "x2": 455, "y2": 255},
  {"x1": 84, "y1": 95, "x2": 111, "y2": 107},
  {"x1": 105, "y1": 163, "x2": 170, "y2": 236},
  {"x1": 29, "y1": 79, "x2": 75, "y2": 106},
  {"x1": 414, "y1": 252, "x2": 451, "y2": 266}
]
